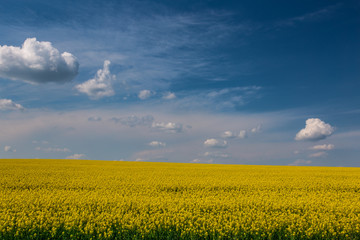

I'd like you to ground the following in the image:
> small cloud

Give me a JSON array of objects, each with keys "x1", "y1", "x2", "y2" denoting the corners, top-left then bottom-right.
[
  {"x1": 310, "y1": 144, "x2": 334, "y2": 150},
  {"x1": 88, "y1": 116, "x2": 102, "y2": 122},
  {"x1": 0, "y1": 38, "x2": 78, "y2": 84},
  {"x1": 111, "y1": 115, "x2": 154, "y2": 127},
  {"x1": 163, "y1": 92, "x2": 176, "y2": 100},
  {"x1": 66, "y1": 153, "x2": 86, "y2": 159},
  {"x1": 4, "y1": 146, "x2": 16, "y2": 152},
  {"x1": 295, "y1": 118, "x2": 334, "y2": 141},
  {"x1": 138, "y1": 90, "x2": 154, "y2": 100},
  {"x1": 293, "y1": 150, "x2": 300, "y2": 155},
  {"x1": 221, "y1": 131, "x2": 237, "y2": 139},
  {"x1": 148, "y1": 141, "x2": 166, "y2": 147},
  {"x1": 289, "y1": 159, "x2": 312, "y2": 166},
  {"x1": 0, "y1": 99, "x2": 24, "y2": 111},
  {"x1": 238, "y1": 130, "x2": 247, "y2": 139},
  {"x1": 203, "y1": 151, "x2": 229, "y2": 158},
  {"x1": 204, "y1": 138, "x2": 228, "y2": 148},
  {"x1": 309, "y1": 152, "x2": 327, "y2": 158},
  {"x1": 152, "y1": 122, "x2": 183, "y2": 133},
  {"x1": 191, "y1": 158, "x2": 214, "y2": 164},
  {"x1": 76, "y1": 60, "x2": 115, "y2": 99},
  {"x1": 36, "y1": 147, "x2": 71, "y2": 152},
  {"x1": 251, "y1": 124, "x2": 262, "y2": 133}
]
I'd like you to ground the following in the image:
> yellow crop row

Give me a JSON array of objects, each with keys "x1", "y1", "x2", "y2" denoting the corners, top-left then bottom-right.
[{"x1": 0, "y1": 159, "x2": 359, "y2": 239}]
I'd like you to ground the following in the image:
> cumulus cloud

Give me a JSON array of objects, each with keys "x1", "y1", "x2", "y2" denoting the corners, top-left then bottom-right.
[
  {"x1": 204, "y1": 138, "x2": 228, "y2": 148},
  {"x1": 111, "y1": 115, "x2": 154, "y2": 127},
  {"x1": 238, "y1": 130, "x2": 247, "y2": 139},
  {"x1": 309, "y1": 151, "x2": 327, "y2": 158},
  {"x1": 152, "y1": 122, "x2": 183, "y2": 133},
  {"x1": 0, "y1": 38, "x2": 78, "y2": 84},
  {"x1": 295, "y1": 118, "x2": 334, "y2": 141},
  {"x1": 66, "y1": 153, "x2": 86, "y2": 159},
  {"x1": 138, "y1": 90, "x2": 154, "y2": 100},
  {"x1": 76, "y1": 60, "x2": 115, "y2": 99},
  {"x1": 148, "y1": 141, "x2": 166, "y2": 147},
  {"x1": 4, "y1": 146, "x2": 16, "y2": 152},
  {"x1": 0, "y1": 99, "x2": 24, "y2": 111},
  {"x1": 310, "y1": 144, "x2": 335, "y2": 150},
  {"x1": 163, "y1": 92, "x2": 176, "y2": 100}
]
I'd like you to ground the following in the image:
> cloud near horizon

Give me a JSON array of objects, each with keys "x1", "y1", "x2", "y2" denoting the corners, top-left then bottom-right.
[
  {"x1": 66, "y1": 153, "x2": 86, "y2": 159},
  {"x1": 0, "y1": 38, "x2": 79, "y2": 84},
  {"x1": 310, "y1": 144, "x2": 334, "y2": 150},
  {"x1": 295, "y1": 118, "x2": 334, "y2": 141}
]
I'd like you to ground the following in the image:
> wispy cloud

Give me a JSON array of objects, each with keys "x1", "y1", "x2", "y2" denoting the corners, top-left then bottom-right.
[
  {"x1": 274, "y1": 4, "x2": 340, "y2": 28},
  {"x1": 4, "y1": 145, "x2": 16, "y2": 152},
  {"x1": 310, "y1": 144, "x2": 334, "y2": 150},
  {"x1": 66, "y1": 153, "x2": 86, "y2": 159},
  {"x1": 151, "y1": 122, "x2": 183, "y2": 133},
  {"x1": 110, "y1": 115, "x2": 154, "y2": 127},
  {"x1": 148, "y1": 141, "x2": 166, "y2": 147}
]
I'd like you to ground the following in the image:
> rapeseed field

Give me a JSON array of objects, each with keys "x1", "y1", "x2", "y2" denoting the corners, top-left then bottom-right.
[{"x1": 0, "y1": 159, "x2": 359, "y2": 239}]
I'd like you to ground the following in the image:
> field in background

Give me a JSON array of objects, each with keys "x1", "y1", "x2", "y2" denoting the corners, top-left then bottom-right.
[{"x1": 0, "y1": 159, "x2": 360, "y2": 239}]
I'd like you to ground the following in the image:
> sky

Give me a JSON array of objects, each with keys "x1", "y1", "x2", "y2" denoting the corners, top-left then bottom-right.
[{"x1": 0, "y1": 0, "x2": 359, "y2": 166}]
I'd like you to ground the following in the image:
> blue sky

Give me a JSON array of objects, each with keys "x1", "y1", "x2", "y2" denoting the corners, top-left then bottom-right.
[{"x1": 0, "y1": 0, "x2": 359, "y2": 166}]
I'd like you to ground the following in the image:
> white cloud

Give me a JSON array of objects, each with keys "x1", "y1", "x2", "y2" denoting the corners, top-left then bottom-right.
[
  {"x1": 310, "y1": 144, "x2": 335, "y2": 150},
  {"x1": 152, "y1": 122, "x2": 183, "y2": 133},
  {"x1": 0, "y1": 38, "x2": 78, "y2": 84},
  {"x1": 66, "y1": 153, "x2": 86, "y2": 159},
  {"x1": 148, "y1": 141, "x2": 166, "y2": 147},
  {"x1": 309, "y1": 151, "x2": 327, "y2": 158},
  {"x1": 36, "y1": 147, "x2": 71, "y2": 152},
  {"x1": 221, "y1": 131, "x2": 237, "y2": 139},
  {"x1": 111, "y1": 115, "x2": 154, "y2": 127},
  {"x1": 0, "y1": 99, "x2": 24, "y2": 111},
  {"x1": 4, "y1": 146, "x2": 16, "y2": 152},
  {"x1": 191, "y1": 158, "x2": 214, "y2": 164},
  {"x1": 221, "y1": 130, "x2": 247, "y2": 139},
  {"x1": 163, "y1": 92, "x2": 176, "y2": 100},
  {"x1": 251, "y1": 124, "x2": 262, "y2": 133},
  {"x1": 289, "y1": 159, "x2": 312, "y2": 166},
  {"x1": 295, "y1": 118, "x2": 334, "y2": 141},
  {"x1": 204, "y1": 138, "x2": 228, "y2": 148},
  {"x1": 238, "y1": 130, "x2": 247, "y2": 139},
  {"x1": 76, "y1": 60, "x2": 115, "y2": 99},
  {"x1": 138, "y1": 90, "x2": 154, "y2": 100}
]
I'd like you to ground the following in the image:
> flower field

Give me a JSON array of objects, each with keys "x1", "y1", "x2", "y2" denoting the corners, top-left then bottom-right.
[{"x1": 0, "y1": 159, "x2": 360, "y2": 239}]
